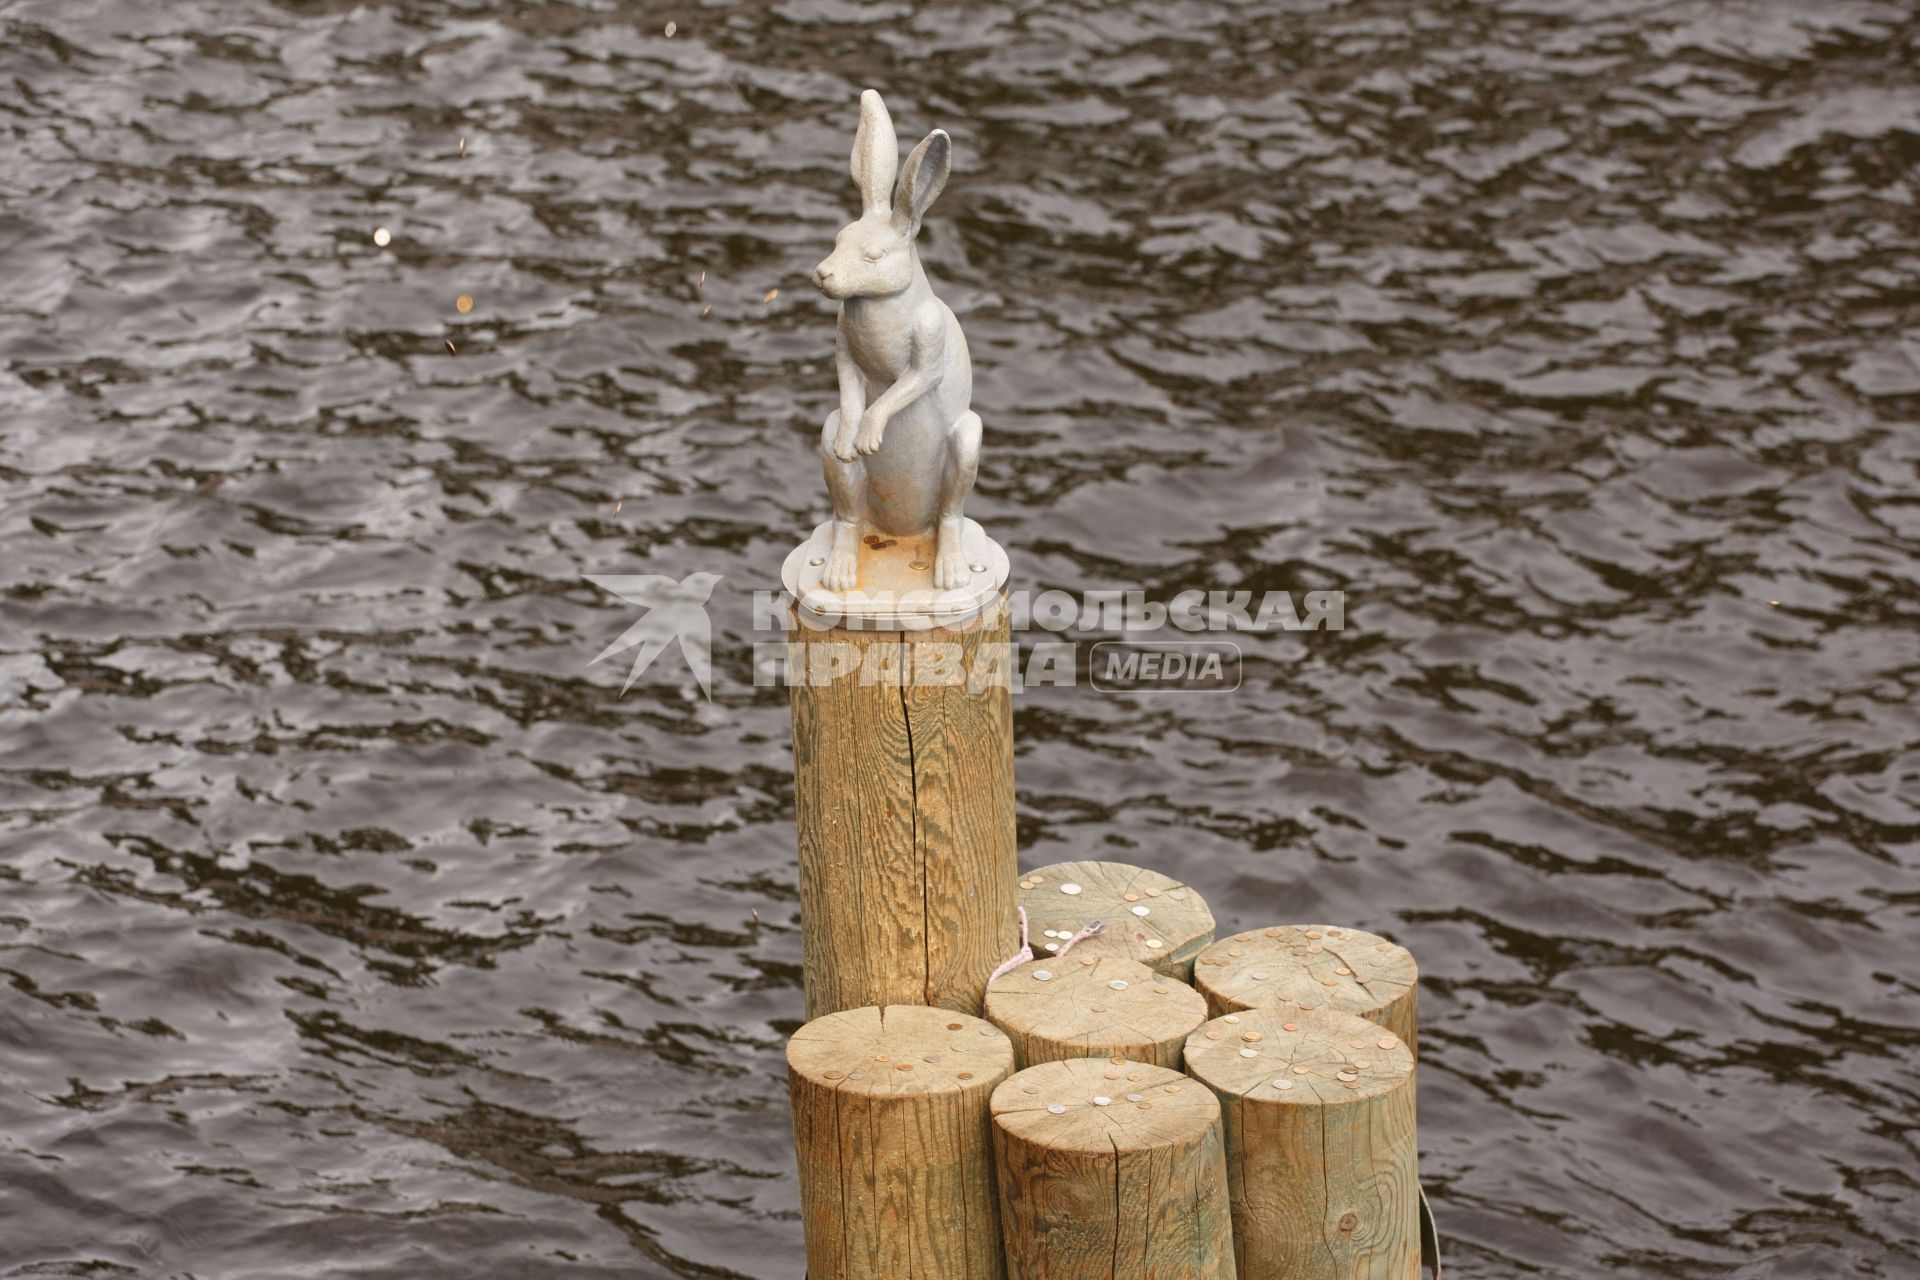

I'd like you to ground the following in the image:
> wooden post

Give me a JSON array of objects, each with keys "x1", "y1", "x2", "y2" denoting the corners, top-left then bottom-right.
[
  {"x1": 1183, "y1": 1008, "x2": 1419, "y2": 1280},
  {"x1": 787, "y1": 1004, "x2": 1015, "y2": 1280},
  {"x1": 788, "y1": 595, "x2": 1017, "y2": 1018},
  {"x1": 1017, "y1": 859, "x2": 1216, "y2": 980},
  {"x1": 1193, "y1": 924, "x2": 1418, "y2": 1055},
  {"x1": 990, "y1": 1057, "x2": 1235, "y2": 1279},
  {"x1": 984, "y1": 955, "x2": 1208, "y2": 1069}
]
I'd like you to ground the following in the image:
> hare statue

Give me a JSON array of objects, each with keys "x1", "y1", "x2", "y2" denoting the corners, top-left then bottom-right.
[{"x1": 806, "y1": 90, "x2": 986, "y2": 598}]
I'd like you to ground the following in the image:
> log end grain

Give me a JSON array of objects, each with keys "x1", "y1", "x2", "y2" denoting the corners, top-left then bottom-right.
[
  {"x1": 1192, "y1": 923, "x2": 1418, "y2": 1054},
  {"x1": 1016, "y1": 859, "x2": 1215, "y2": 980},
  {"x1": 985, "y1": 955, "x2": 1207, "y2": 1069}
]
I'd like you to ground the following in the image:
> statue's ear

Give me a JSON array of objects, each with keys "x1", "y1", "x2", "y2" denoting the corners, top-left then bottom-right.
[
  {"x1": 891, "y1": 130, "x2": 950, "y2": 239},
  {"x1": 851, "y1": 90, "x2": 899, "y2": 217}
]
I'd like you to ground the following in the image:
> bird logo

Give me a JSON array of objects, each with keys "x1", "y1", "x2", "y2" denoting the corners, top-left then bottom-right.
[{"x1": 584, "y1": 571, "x2": 723, "y2": 698}]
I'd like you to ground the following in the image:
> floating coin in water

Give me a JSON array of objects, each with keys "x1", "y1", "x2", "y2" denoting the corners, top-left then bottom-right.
[
  {"x1": 1092, "y1": 1096, "x2": 1110, "y2": 1106},
  {"x1": 1145, "y1": 939, "x2": 1163, "y2": 949},
  {"x1": 1108, "y1": 980, "x2": 1128, "y2": 990},
  {"x1": 1223, "y1": 1015, "x2": 1240, "y2": 1024},
  {"x1": 897, "y1": 1062, "x2": 913, "y2": 1072},
  {"x1": 372, "y1": 227, "x2": 391, "y2": 247},
  {"x1": 957, "y1": 1071, "x2": 973, "y2": 1080},
  {"x1": 1131, "y1": 905, "x2": 1150, "y2": 917},
  {"x1": 1126, "y1": 1072, "x2": 1142, "y2": 1081},
  {"x1": 1109, "y1": 1056, "x2": 1126, "y2": 1065},
  {"x1": 1060, "y1": 882, "x2": 1082, "y2": 895},
  {"x1": 1079, "y1": 956, "x2": 1096, "y2": 966},
  {"x1": 1089, "y1": 1004, "x2": 1105, "y2": 1014},
  {"x1": 1239, "y1": 1048, "x2": 1258, "y2": 1058},
  {"x1": 1126, "y1": 1093, "x2": 1143, "y2": 1102},
  {"x1": 1047, "y1": 1104, "x2": 1066, "y2": 1114},
  {"x1": 1044, "y1": 942, "x2": 1058, "y2": 953},
  {"x1": 1168, "y1": 889, "x2": 1186, "y2": 900},
  {"x1": 1272, "y1": 1079, "x2": 1294, "y2": 1090},
  {"x1": 1033, "y1": 970, "x2": 1052, "y2": 982},
  {"x1": 1292, "y1": 1066, "x2": 1309, "y2": 1075},
  {"x1": 824, "y1": 1070, "x2": 843, "y2": 1080},
  {"x1": 1306, "y1": 930, "x2": 1321, "y2": 939},
  {"x1": 1350, "y1": 1039, "x2": 1367, "y2": 1049},
  {"x1": 664, "y1": 20, "x2": 676, "y2": 36},
  {"x1": 1204, "y1": 1030, "x2": 1222, "y2": 1041},
  {"x1": 1163, "y1": 1084, "x2": 1181, "y2": 1093},
  {"x1": 1378, "y1": 1036, "x2": 1396, "y2": 1050},
  {"x1": 456, "y1": 294, "x2": 473, "y2": 313},
  {"x1": 1283, "y1": 1023, "x2": 1299, "y2": 1032},
  {"x1": 1022, "y1": 1085, "x2": 1038, "y2": 1094},
  {"x1": 1251, "y1": 970, "x2": 1269, "y2": 981},
  {"x1": 1242, "y1": 1032, "x2": 1262, "y2": 1043},
  {"x1": 1336, "y1": 967, "x2": 1352, "y2": 976},
  {"x1": 968, "y1": 562, "x2": 986, "y2": 573},
  {"x1": 1123, "y1": 892, "x2": 1139, "y2": 902}
]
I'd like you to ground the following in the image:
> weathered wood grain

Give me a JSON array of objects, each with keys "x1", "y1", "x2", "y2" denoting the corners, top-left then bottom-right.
[
  {"x1": 985, "y1": 954, "x2": 1207, "y2": 1069},
  {"x1": 1016, "y1": 859, "x2": 1216, "y2": 981},
  {"x1": 1192, "y1": 925, "x2": 1418, "y2": 1056},
  {"x1": 990, "y1": 1056, "x2": 1236, "y2": 1279},
  {"x1": 1183, "y1": 1008, "x2": 1419, "y2": 1280},
  {"x1": 788, "y1": 1004, "x2": 1015, "y2": 1279},
  {"x1": 789, "y1": 596, "x2": 1017, "y2": 1017}
]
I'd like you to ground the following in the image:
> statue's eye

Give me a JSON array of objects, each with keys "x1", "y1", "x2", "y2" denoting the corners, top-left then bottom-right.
[{"x1": 863, "y1": 250, "x2": 885, "y2": 262}]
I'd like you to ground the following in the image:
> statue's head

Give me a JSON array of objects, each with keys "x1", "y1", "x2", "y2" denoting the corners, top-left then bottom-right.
[{"x1": 811, "y1": 90, "x2": 951, "y2": 301}]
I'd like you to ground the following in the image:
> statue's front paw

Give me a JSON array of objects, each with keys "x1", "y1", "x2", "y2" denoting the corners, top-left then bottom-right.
[
  {"x1": 830, "y1": 432, "x2": 860, "y2": 463},
  {"x1": 854, "y1": 411, "x2": 888, "y2": 456}
]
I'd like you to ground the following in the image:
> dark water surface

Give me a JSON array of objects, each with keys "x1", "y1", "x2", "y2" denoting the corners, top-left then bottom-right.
[{"x1": 4, "y1": 0, "x2": 1918, "y2": 1275}]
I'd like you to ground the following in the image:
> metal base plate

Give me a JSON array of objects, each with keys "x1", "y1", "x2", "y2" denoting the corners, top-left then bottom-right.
[{"x1": 781, "y1": 518, "x2": 1009, "y2": 630}]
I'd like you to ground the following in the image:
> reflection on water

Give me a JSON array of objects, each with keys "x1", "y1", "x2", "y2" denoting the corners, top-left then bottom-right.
[{"x1": 2, "y1": 0, "x2": 1917, "y2": 1276}]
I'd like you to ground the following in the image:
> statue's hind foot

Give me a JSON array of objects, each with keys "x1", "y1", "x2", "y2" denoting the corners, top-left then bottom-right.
[
  {"x1": 933, "y1": 516, "x2": 971, "y2": 590},
  {"x1": 824, "y1": 520, "x2": 861, "y2": 592}
]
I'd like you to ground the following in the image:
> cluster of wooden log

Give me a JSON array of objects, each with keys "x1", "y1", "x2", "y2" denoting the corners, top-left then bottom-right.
[{"x1": 785, "y1": 607, "x2": 1424, "y2": 1278}]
